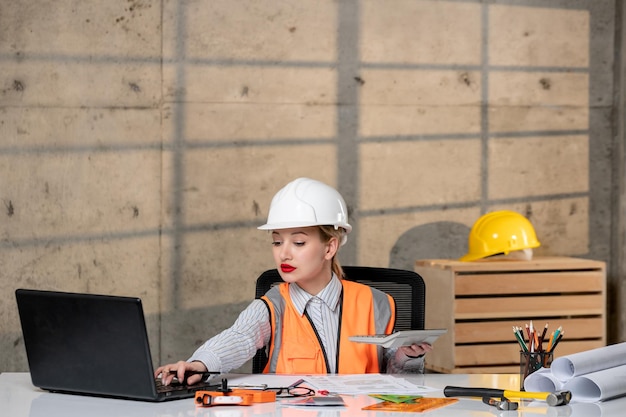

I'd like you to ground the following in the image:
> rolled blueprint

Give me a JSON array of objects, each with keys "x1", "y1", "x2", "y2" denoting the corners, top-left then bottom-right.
[
  {"x1": 523, "y1": 367, "x2": 563, "y2": 392},
  {"x1": 524, "y1": 343, "x2": 626, "y2": 402},
  {"x1": 562, "y1": 364, "x2": 626, "y2": 402},
  {"x1": 551, "y1": 342, "x2": 626, "y2": 382}
]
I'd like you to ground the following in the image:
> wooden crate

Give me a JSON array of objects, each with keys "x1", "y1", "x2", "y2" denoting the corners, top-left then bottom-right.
[{"x1": 415, "y1": 256, "x2": 606, "y2": 374}]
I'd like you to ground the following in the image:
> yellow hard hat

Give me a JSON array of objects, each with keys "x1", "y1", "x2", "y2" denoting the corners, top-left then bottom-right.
[{"x1": 460, "y1": 210, "x2": 541, "y2": 262}]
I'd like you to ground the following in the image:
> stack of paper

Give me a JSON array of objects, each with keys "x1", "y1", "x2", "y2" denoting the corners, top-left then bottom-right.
[
  {"x1": 304, "y1": 374, "x2": 437, "y2": 395},
  {"x1": 524, "y1": 342, "x2": 626, "y2": 402}
]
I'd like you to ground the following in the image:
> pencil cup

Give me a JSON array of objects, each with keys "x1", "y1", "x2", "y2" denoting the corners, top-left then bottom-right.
[{"x1": 519, "y1": 351, "x2": 553, "y2": 391}]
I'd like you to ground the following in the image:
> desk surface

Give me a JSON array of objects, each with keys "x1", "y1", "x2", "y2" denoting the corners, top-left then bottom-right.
[{"x1": 2, "y1": 372, "x2": 624, "y2": 417}]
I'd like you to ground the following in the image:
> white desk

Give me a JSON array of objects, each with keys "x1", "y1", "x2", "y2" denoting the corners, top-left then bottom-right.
[{"x1": 2, "y1": 372, "x2": 625, "y2": 417}]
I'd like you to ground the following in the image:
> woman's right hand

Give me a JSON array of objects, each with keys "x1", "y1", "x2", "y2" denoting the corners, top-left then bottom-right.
[{"x1": 154, "y1": 360, "x2": 208, "y2": 386}]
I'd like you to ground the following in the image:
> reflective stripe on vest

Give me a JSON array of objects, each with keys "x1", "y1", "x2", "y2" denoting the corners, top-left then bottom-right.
[{"x1": 261, "y1": 280, "x2": 396, "y2": 374}]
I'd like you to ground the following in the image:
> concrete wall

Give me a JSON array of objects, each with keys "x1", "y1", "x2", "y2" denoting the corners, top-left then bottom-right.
[{"x1": 0, "y1": 0, "x2": 620, "y2": 372}]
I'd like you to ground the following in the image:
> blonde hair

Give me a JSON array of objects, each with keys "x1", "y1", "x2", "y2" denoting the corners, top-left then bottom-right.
[{"x1": 318, "y1": 225, "x2": 347, "y2": 279}]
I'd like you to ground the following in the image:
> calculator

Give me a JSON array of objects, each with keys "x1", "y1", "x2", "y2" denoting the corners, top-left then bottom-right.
[{"x1": 348, "y1": 329, "x2": 447, "y2": 348}]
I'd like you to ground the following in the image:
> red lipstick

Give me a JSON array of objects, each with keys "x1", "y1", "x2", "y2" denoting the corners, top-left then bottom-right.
[{"x1": 281, "y1": 264, "x2": 296, "y2": 273}]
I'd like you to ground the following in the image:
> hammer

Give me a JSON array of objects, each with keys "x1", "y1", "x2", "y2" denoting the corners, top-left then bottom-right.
[
  {"x1": 444, "y1": 386, "x2": 572, "y2": 406},
  {"x1": 482, "y1": 397, "x2": 518, "y2": 411}
]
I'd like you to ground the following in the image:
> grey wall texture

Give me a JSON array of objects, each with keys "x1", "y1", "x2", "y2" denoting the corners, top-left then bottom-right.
[{"x1": 1, "y1": 0, "x2": 624, "y2": 372}]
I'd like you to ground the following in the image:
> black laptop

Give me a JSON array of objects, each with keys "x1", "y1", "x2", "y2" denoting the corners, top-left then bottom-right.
[{"x1": 15, "y1": 288, "x2": 219, "y2": 402}]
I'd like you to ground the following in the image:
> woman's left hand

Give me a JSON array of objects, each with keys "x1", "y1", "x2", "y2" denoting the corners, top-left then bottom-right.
[{"x1": 399, "y1": 342, "x2": 433, "y2": 358}]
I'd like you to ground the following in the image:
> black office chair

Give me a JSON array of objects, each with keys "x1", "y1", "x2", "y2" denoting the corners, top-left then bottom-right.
[{"x1": 251, "y1": 266, "x2": 426, "y2": 373}]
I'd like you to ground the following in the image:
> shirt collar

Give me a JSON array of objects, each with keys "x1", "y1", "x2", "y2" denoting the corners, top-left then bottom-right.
[{"x1": 289, "y1": 273, "x2": 342, "y2": 316}]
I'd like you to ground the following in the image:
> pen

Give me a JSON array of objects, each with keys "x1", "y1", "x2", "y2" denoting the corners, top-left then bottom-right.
[
  {"x1": 539, "y1": 323, "x2": 549, "y2": 351},
  {"x1": 168, "y1": 370, "x2": 220, "y2": 381},
  {"x1": 546, "y1": 331, "x2": 555, "y2": 352},
  {"x1": 550, "y1": 326, "x2": 562, "y2": 352},
  {"x1": 229, "y1": 383, "x2": 268, "y2": 390},
  {"x1": 549, "y1": 331, "x2": 564, "y2": 352},
  {"x1": 288, "y1": 379, "x2": 306, "y2": 389},
  {"x1": 513, "y1": 327, "x2": 528, "y2": 352},
  {"x1": 518, "y1": 326, "x2": 527, "y2": 341}
]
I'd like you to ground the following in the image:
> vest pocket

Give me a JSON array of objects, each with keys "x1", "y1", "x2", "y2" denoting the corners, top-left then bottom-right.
[{"x1": 282, "y1": 338, "x2": 323, "y2": 374}]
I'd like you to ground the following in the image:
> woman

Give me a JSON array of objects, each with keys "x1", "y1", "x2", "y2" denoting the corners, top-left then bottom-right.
[{"x1": 157, "y1": 177, "x2": 431, "y2": 385}]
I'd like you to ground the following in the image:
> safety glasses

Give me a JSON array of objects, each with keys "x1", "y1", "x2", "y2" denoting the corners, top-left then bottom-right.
[{"x1": 263, "y1": 386, "x2": 315, "y2": 398}]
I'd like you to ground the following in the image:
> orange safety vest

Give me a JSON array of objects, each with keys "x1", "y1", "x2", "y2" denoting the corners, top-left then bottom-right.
[{"x1": 260, "y1": 280, "x2": 396, "y2": 374}]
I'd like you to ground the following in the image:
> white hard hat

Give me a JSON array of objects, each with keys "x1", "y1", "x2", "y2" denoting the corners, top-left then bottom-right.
[{"x1": 258, "y1": 177, "x2": 352, "y2": 236}]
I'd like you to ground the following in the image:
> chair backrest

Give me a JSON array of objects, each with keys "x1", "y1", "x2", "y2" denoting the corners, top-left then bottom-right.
[{"x1": 252, "y1": 266, "x2": 426, "y2": 373}]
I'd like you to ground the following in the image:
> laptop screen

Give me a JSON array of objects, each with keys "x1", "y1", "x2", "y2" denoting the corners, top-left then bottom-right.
[{"x1": 16, "y1": 289, "x2": 161, "y2": 400}]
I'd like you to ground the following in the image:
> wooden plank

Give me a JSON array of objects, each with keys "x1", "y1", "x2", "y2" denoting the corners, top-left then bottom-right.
[
  {"x1": 426, "y1": 364, "x2": 520, "y2": 374},
  {"x1": 454, "y1": 271, "x2": 604, "y2": 295},
  {"x1": 454, "y1": 340, "x2": 604, "y2": 366},
  {"x1": 455, "y1": 317, "x2": 605, "y2": 343},
  {"x1": 458, "y1": 365, "x2": 519, "y2": 374},
  {"x1": 416, "y1": 257, "x2": 605, "y2": 273},
  {"x1": 455, "y1": 294, "x2": 605, "y2": 319}
]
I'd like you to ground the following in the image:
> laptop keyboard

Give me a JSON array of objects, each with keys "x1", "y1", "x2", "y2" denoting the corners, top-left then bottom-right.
[
  {"x1": 155, "y1": 377, "x2": 219, "y2": 393},
  {"x1": 155, "y1": 378, "x2": 189, "y2": 392}
]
